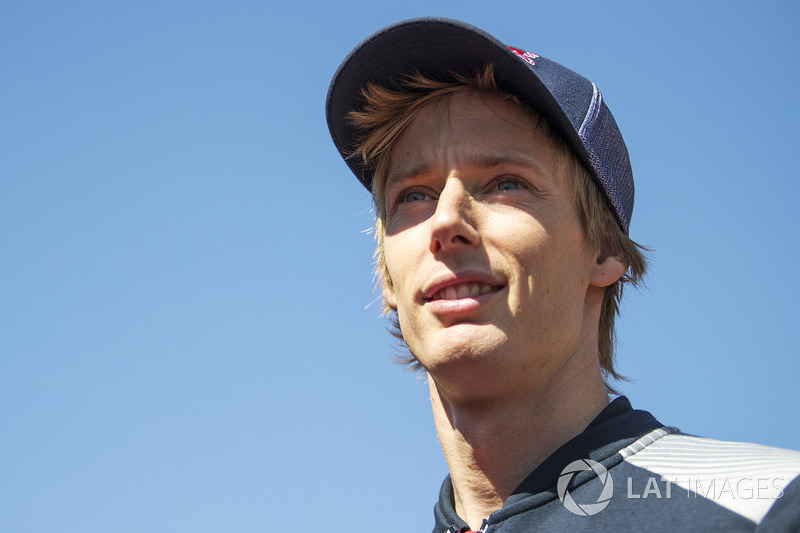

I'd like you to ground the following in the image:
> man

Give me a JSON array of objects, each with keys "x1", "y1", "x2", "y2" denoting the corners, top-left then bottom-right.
[{"x1": 326, "y1": 18, "x2": 800, "y2": 532}]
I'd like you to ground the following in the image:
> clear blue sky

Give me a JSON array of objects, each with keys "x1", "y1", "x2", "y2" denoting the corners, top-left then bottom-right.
[{"x1": 2, "y1": 1, "x2": 798, "y2": 531}]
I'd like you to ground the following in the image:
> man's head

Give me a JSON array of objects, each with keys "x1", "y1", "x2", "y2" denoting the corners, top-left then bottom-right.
[{"x1": 326, "y1": 19, "x2": 647, "y2": 392}]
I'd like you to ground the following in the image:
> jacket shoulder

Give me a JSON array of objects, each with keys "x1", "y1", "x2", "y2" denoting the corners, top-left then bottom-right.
[{"x1": 621, "y1": 431, "x2": 800, "y2": 527}]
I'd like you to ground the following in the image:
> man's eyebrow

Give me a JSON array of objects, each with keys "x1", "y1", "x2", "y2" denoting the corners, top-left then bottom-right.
[
  {"x1": 467, "y1": 153, "x2": 553, "y2": 176},
  {"x1": 385, "y1": 151, "x2": 555, "y2": 190},
  {"x1": 385, "y1": 161, "x2": 437, "y2": 190}
]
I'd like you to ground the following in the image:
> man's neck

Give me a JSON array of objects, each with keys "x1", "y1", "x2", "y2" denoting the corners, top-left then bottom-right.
[{"x1": 428, "y1": 356, "x2": 609, "y2": 530}]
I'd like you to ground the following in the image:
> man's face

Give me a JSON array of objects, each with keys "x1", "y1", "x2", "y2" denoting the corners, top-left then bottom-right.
[{"x1": 381, "y1": 91, "x2": 614, "y2": 397}]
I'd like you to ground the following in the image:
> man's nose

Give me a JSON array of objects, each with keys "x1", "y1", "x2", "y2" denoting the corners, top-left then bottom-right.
[{"x1": 429, "y1": 178, "x2": 480, "y2": 254}]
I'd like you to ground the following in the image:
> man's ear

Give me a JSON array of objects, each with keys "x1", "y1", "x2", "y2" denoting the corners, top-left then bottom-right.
[
  {"x1": 589, "y1": 252, "x2": 627, "y2": 288},
  {"x1": 382, "y1": 280, "x2": 398, "y2": 309}
]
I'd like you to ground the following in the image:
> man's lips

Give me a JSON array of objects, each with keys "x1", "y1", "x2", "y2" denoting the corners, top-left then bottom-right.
[
  {"x1": 429, "y1": 282, "x2": 499, "y2": 301},
  {"x1": 422, "y1": 273, "x2": 506, "y2": 302}
]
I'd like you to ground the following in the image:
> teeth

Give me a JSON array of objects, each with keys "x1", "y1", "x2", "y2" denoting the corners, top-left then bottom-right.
[
  {"x1": 433, "y1": 283, "x2": 495, "y2": 300},
  {"x1": 456, "y1": 285, "x2": 469, "y2": 299}
]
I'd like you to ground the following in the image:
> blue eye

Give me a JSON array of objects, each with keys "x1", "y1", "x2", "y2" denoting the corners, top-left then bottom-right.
[
  {"x1": 401, "y1": 190, "x2": 428, "y2": 203},
  {"x1": 496, "y1": 179, "x2": 521, "y2": 191}
]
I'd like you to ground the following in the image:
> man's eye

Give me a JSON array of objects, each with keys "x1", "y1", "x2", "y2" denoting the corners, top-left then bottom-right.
[
  {"x1": 496, "y1": 179, "x2": 521, "y2": 191},
  {"x1": 400, "y1": 190, "x2": 429, "y2": 203}
]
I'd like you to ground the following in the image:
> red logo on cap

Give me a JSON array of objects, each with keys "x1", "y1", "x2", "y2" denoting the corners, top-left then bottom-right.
[{"x1": 508, "y1": 46, "x2": 538, "y2": 66}]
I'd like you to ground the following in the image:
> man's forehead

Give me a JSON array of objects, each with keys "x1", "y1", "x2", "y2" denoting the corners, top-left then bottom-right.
[
  {"x1": 384, "y1": 92, "x2": 558, "y2": 186},
  {"x1": 409, "y1": 88, "x2": 538, "y2": 129}
]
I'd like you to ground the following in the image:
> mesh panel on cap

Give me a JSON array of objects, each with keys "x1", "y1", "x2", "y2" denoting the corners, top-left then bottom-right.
[{"x1": 578, "y1": 89, "x2": 634, "y2": 234}]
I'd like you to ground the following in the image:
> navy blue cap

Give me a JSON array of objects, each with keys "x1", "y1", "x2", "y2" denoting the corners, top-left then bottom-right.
[{"x1": 326, "y1": 18, "x2": 634, "y2": 234}]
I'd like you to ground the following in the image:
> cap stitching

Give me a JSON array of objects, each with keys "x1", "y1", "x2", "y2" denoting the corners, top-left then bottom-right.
[{"x1": 578, "y1": 82, "x2": 601, "y2": 138}]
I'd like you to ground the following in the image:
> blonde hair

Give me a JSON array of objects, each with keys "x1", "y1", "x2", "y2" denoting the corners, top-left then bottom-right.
[{"x1": 347, "y1": 66, "x2": 647, "y2": 392}]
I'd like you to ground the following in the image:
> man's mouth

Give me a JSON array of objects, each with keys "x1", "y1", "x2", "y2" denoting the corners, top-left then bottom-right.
[{"x1": 429, "y1": 283, "x2": 500, "y2": 301}]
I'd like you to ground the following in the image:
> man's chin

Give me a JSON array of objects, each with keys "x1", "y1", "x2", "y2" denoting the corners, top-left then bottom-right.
[{"x1": 411, "y1": 327, "x2": 510, "y2": 376}]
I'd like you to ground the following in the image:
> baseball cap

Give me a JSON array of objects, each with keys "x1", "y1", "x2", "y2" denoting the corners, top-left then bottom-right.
[{"x1": 326, "y1": 17, "x2": 635, "y2": 234}]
